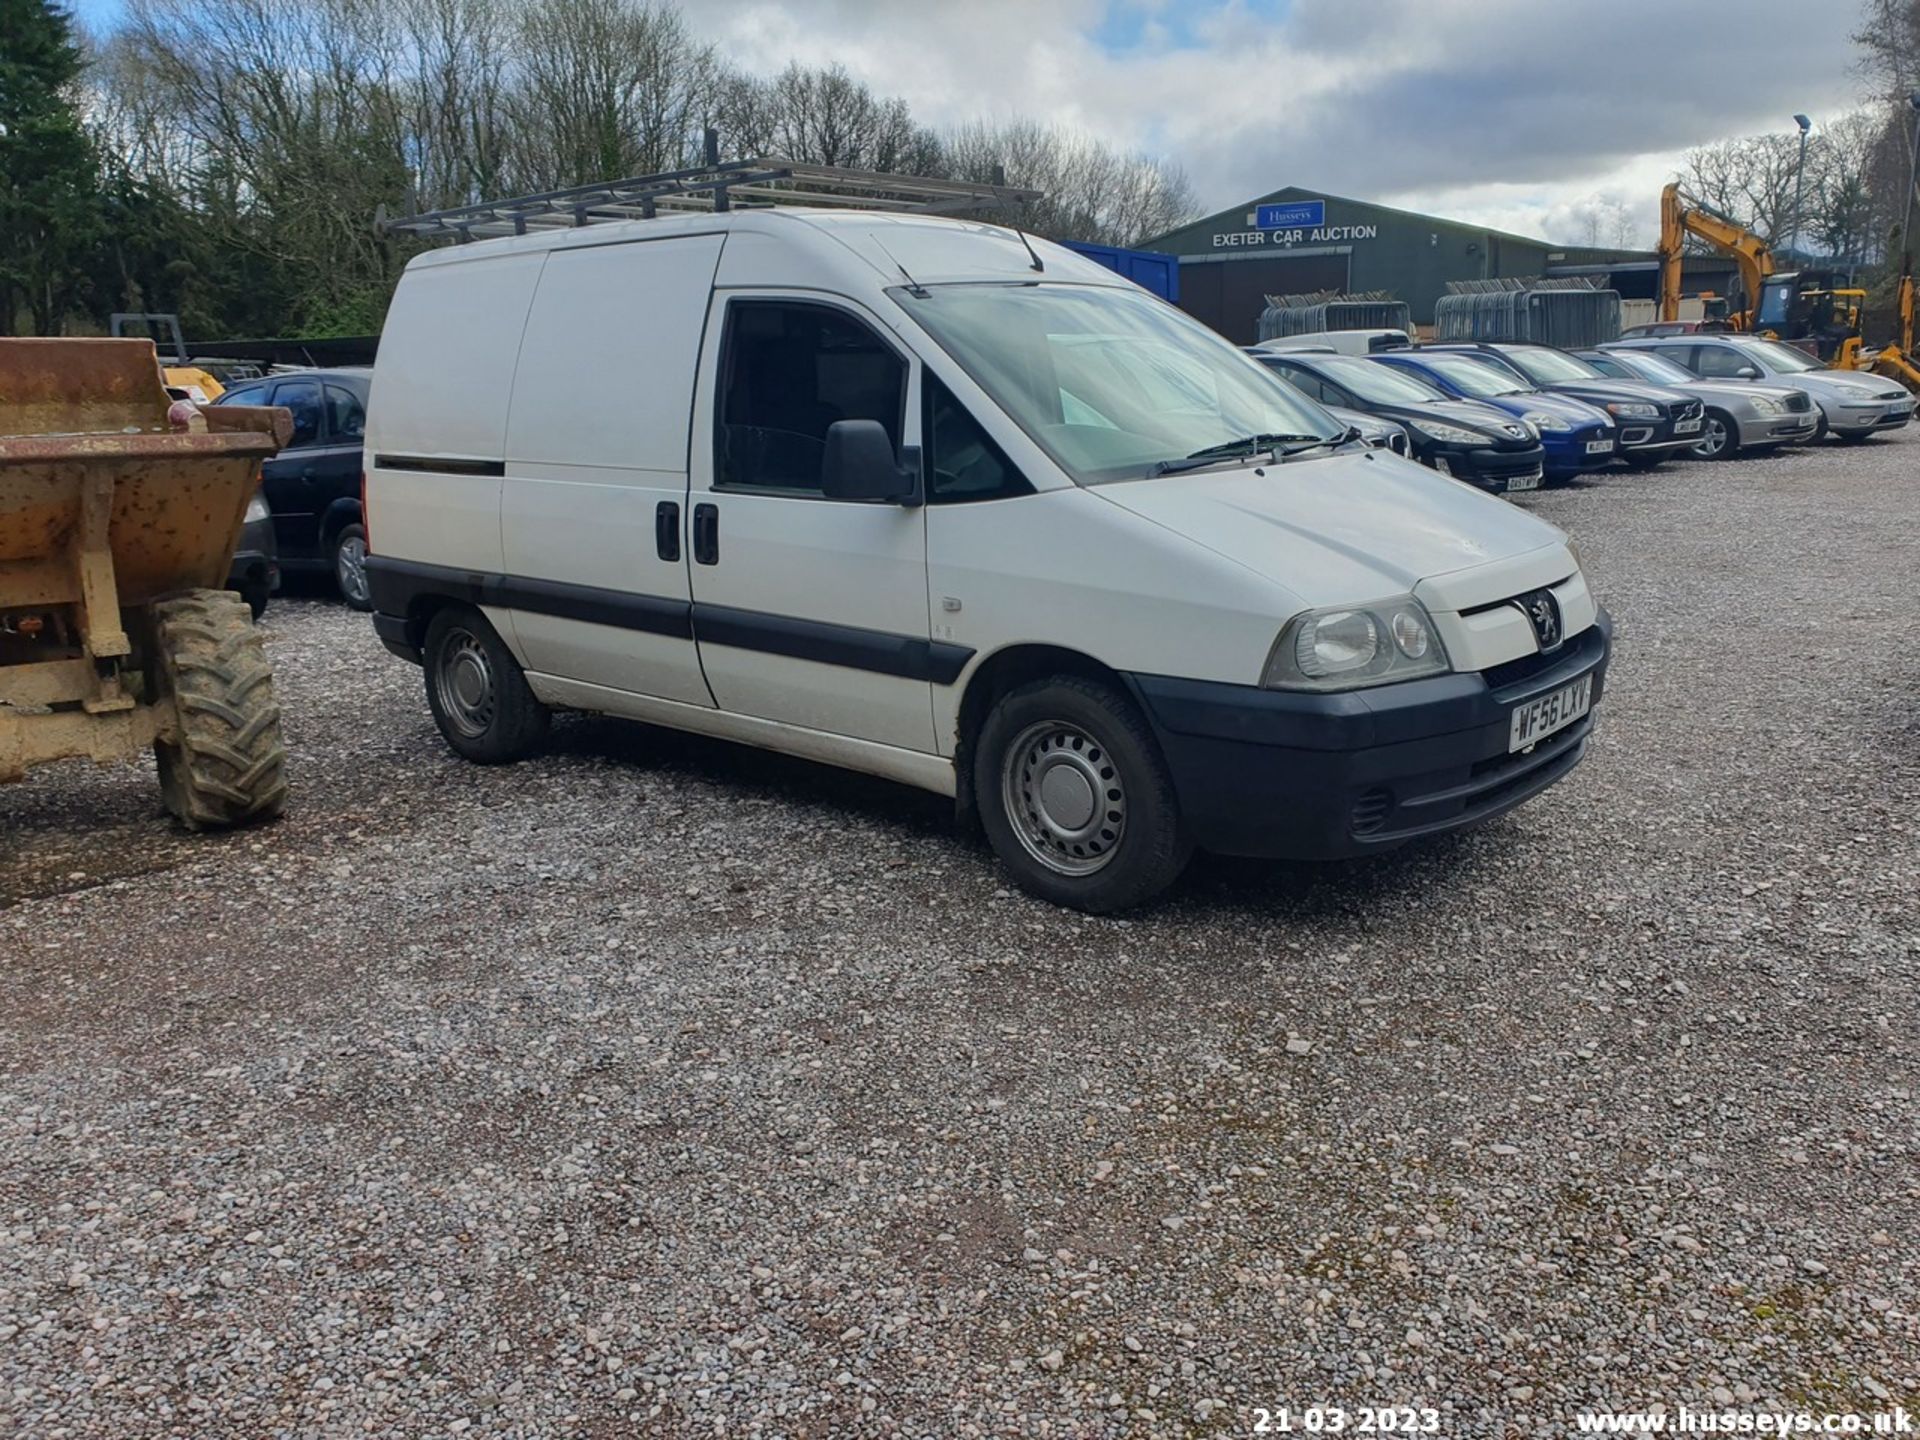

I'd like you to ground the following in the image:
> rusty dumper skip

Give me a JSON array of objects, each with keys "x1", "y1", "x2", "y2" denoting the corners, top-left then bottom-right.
[{"x1": 1, "y1": 338, "x2": 291, "y2": 828}]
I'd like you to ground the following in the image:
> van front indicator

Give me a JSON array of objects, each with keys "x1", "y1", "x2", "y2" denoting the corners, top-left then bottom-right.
[{"x1": 1263, "y1": 599, "x2": 1450, "y2": 692}]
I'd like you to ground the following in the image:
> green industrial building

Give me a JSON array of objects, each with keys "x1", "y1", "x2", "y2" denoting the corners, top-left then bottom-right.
[{"x1": 1144, "y1": 186, "x2": 1736, "y2": 343}]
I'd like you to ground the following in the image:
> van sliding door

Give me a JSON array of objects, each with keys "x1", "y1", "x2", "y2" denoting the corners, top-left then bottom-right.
[{"x1": 500, "y1": 233, "x2": 725, "y2": 708}]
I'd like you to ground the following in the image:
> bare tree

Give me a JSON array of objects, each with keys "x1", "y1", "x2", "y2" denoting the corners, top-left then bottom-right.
[{"x1": 942, "y1": 119, "x2": 1197, "y2": 246}]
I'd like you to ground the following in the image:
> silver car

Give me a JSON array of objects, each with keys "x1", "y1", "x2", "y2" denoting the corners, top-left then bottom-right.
[
  {"x1": 1575, "y1": 347, "x2": 1817, "y2": 459},
  {"x1": 1603, "y1": 334, "x2": 1914, "y2": 442}
]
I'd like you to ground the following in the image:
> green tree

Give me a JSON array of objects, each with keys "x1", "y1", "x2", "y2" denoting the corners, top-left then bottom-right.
[{"x1": 0, "y1": 0, "x2": 101, "y2": 333}]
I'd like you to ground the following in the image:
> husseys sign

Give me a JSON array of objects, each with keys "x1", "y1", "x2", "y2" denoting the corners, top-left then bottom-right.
[{"x1": 1211, "y1": 197, "x2": 1378, "y2": 248}]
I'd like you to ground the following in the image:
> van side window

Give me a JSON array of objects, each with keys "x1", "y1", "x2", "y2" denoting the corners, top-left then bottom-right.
[
  {"x1": 925, "y1": 375, "x2": 1033, "y2": 504},
  {"x1": 717, "y1": 301, "x2": 905, "y2": 494}
]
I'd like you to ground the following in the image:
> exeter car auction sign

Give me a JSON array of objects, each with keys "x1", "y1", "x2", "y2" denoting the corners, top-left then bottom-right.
[{"x1": 1214, "y1": 198, "x2": 1378, "y2": 249}]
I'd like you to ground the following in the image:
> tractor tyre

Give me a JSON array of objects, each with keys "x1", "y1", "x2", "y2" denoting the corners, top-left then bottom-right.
[{"x1": 151, "y1": 588, "x2": 289, "y2": 830}]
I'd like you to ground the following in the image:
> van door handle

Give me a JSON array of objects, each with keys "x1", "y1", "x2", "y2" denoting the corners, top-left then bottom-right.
[
  {"x1": 655, "y1": 500, "x2": 681, "y2": 561},
  {"x1": 692, "y1": 503, "x2": 718, "y2": 565}
]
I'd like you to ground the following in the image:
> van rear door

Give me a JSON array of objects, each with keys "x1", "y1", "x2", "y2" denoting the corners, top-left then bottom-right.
[
  {"x1": 685, "y1": 292, "x2": 938, "y2": 753},
  {"x1": 501, "y1": 234, "x2": 724, "y2": 708}
]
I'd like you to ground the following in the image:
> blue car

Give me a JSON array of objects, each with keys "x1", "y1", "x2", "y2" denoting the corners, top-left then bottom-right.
[{"x1": 1369, "y1": 350, "x2": 1617, "y2": 481}]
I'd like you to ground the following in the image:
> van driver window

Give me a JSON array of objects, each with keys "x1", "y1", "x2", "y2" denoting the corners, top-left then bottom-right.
[{"x1": 717, "y1": 301, "x2": 906, "y2": 494}]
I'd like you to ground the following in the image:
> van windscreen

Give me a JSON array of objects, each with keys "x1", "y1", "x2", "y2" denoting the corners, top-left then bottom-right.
[{"x1": 900, "y1": 283, "x2": 1342, "y2": 483}]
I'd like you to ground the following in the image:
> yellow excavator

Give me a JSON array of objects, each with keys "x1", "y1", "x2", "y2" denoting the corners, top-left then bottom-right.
[{"x1": 1657, "y1": 181, "x2": 1918, "y2": 392}]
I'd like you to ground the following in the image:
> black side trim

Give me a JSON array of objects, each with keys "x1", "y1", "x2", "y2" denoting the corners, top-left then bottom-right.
[
  {"x1": 365, "y1": 555, "x2": 691, "y2": 640},
  {"x1": 495, "y1": 575, "x2": 692, "y2": 639},
  {"x1": 373, "y1": 454, "x2": 506, "y2": 477},
  {"x1": 363, "y1": 555, "x2": 974, "y2": 684},
  {"x1": 691, "y1": 603, "x2": 973, "y2": 684}
]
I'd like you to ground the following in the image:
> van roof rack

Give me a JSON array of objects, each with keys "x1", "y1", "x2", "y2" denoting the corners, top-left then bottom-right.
[{"x1": 378, "y1": 156, "x2": 1043, "y2": 243}]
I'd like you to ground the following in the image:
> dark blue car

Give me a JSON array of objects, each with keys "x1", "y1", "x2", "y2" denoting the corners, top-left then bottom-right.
[{"x1": 1368, "y1": 351, "x2": 1617, "y2": 481}]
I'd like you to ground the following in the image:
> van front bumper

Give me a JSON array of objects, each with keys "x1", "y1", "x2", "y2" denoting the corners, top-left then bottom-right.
[{"x1": 1125, "y1": 611, "x2": 1611, "y2": 860}]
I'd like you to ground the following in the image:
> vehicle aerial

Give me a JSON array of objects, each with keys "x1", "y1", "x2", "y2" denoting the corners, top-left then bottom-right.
[
  {"x1": 1368, "y1": 349, "x2": 1618, "y2": 482},
  {"x1": 1424, "y1": 342, "x2": 1705, "y2": 469},
  {"x1": 1256, "y1": 328, "x2": 1411, "y2": 357},
  {"x1": 1, "y1": 338, "x2": 291, "y2": 828},
  {"x1": 213, "y1": 367, "x2": 373, "y2": 608},
  {"x1": 1250, "y1": 349, "x2": 1544, "y2": 493},
  {"x1": 1602, "y1": 334, "x2": 1915, "y2": 441},
  {"x1": 1571, "y1": 347, "x2": 1817, "y2": 460},
  {"x1": 364, "y1": 179, "x2": 1611, "y2": 914}
]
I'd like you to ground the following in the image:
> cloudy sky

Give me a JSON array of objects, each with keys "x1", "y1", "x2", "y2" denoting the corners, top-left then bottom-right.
[{"x1": 71, "y1": 0, "x2": 1875, "y2": 246}]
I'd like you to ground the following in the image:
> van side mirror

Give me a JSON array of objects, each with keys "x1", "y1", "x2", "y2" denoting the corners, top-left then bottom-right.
[{"x1": 821, "y1": 419, "x2": 919, "y2": 505}]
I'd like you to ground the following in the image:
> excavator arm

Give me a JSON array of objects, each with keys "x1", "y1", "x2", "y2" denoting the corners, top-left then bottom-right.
[{"x1": 1658, "y1": 182, "x2": 1774, "y2": 326}]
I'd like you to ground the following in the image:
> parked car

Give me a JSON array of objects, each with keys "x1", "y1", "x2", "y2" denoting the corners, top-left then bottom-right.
[
  {"x1": 1256, "y1": 329, "x2": 1411, "y2": 357},
  {"x1": 1601, "y1": 334, "x2": 1915, "y2": 442},
  {"x1": 212, "y1": 367, "x2": 373, "y2": 608},
  {"x1": 1571, "y1": 347, "x2": 1818, "y2": 460},
  {"x1": 364, "y1": 210, "x2": 1610, "y2": 913},
  {"x1": 1425, "y1": 342, "x2": 1705, "y2": 470},
  {"x1": 1251, "y1": 349, "x2": 1544, "y2": 493},
  {"x1": 1369, "y1": 350, "x2": 1618, "y2": 482},
  {"x1": 225, "y1": 488, "x2": 279, "y2": 619},
  {"x1": 1618, "y1": 320, "x2": 1734, "y2": 339}
]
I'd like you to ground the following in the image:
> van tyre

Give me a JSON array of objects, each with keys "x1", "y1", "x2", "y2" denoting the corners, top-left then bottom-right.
[
  {"x1": 151, "y1": 588, "x2": 288, "y2": 831},
  {"x1": 423, "y1": 605, "x2": 550, "y2": 764},
  {"x1": 974, "y1": 675, "x2": 1191, "y2": 913},
  {"x1": 332, "y1": 523, "x2": 372, "y2": 611}
]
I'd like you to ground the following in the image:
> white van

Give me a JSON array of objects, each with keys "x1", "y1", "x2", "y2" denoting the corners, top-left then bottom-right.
[
  {"x1": 1257, "y1": 329, "x2": 1412, "y2": 356},
  {"x1": 365, "y1": 209, "x2": 1610, "y2": 912}
]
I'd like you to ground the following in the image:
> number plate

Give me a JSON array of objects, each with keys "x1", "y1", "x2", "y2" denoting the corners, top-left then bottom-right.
[
  {"x1": 1509, "y1": 675, "x2": 1592, "y2": 753},
  {"x1": 1584, "y1": 439, "x2": 1615, "y2": 454},
  {"x1": 1505, "y1": 466, "x2": 1543, "y2": 493},
  {"x1": 1675, "y1": 417, "x2": 1702, "y2": 434}
]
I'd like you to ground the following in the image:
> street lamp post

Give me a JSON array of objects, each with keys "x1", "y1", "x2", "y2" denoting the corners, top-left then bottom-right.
[{"x1": 1788, "y1": 113, "x2": 1812, "y2": 261}]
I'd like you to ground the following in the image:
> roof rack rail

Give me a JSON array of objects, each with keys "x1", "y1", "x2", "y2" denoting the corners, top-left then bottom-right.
[{"x1": 377, "y1": 155, "x2": 1044, "y2": 243}]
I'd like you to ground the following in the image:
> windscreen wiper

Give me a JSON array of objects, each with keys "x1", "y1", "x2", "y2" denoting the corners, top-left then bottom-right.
[{"x1": 1152, "y1": 433, "x2": 1323, "y2": 475}]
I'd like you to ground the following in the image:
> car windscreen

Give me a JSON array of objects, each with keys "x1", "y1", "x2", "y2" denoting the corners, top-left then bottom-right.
[
  {"x1": 1405, "y1": 355, "x2": 1531, "y2": 398},
  {"x1": 1609, "y1": 350, "x2": 1696, "y2": 385},
  {"x1": 1315, "y1": 356, "x2": 1447, "y2": 405},
  {"x1": 1501, "y1": 347, "x2": 1603, "y2": 383},
  {"x1": 898, "y1": 283, "x2": 1343, "y2": 483},
  {"x1": 1740, "y1": 339, "x2": 1821, "y2": 373}
]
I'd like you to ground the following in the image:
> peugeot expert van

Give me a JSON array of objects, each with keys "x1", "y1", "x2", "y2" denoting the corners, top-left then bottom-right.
[{"x1": 364, "y1": 210, "x2": 1610, "y2": 912}]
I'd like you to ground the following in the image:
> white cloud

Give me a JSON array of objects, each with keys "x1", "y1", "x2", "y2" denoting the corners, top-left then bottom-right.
[{"x1": 688, "y1": 0, "x2": 1871, "y2": 243}]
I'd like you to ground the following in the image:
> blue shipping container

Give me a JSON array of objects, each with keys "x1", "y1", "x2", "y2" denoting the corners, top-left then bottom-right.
[{"x1": 1060, "y1": 241, "x2": 1180, "y2": 303}]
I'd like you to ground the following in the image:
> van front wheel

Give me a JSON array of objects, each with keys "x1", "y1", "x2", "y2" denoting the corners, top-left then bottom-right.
[
  {"x1": 974, "y1": 676, "x2": 1190, "y2": 913},
  {"x1": 423, "y1": 606, "x2": 550, "y2": 764}
]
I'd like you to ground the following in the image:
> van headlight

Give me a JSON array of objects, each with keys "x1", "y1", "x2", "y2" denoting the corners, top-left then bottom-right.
[
  {"x1": 1263, "y1": 599, "x2": 1451, "y2": 691},
  {"x1": 244, "y1": 491, "x2": 270, "y2": 523}
]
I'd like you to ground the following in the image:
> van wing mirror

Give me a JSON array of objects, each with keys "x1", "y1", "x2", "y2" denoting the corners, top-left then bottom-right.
[{"x1": 821, "y1": 419, "x2": 919, "y2": 505}]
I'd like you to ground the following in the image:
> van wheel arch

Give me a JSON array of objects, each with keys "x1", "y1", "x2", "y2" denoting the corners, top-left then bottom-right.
[{"x1": 952, "y1": 644, "x2": 1134, "y2": 829}]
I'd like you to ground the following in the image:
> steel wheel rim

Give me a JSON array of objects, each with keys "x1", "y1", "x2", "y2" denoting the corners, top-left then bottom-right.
[
  {"x1": 1692, "y1": 416, "x2": 1729, "y2": 458},
  {"x1": 1001, "y1": 720, "x2": 1125, "y2": 876},
  {"x1": 337, "y1": 533, "x2": 370, "y2": 605},
  {"x1": 434, "y1": 629, "x2": 495, "y2": 738}
]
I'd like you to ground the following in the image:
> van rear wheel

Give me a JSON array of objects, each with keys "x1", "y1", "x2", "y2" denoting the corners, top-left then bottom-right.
[
  {"x1": 974, "y1": 675, "x2": 1190, "y2": 913},
  {"x1": 423, "y1": 606, "x2": 549, "y2": 763}
]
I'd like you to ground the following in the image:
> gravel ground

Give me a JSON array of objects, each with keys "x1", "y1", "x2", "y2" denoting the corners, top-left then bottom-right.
[{"x1": 3, "y1": 431, "x2": 1917, "y2": 1438}]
